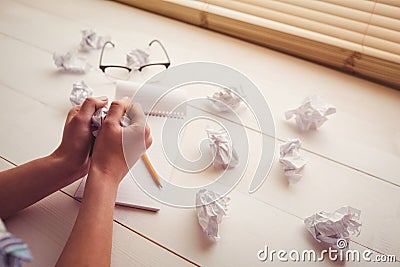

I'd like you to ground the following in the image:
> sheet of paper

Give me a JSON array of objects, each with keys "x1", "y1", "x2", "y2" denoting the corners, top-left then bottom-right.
[
  {"x1": 70, "y1": 80, "x2": 93, "y2": 106},
  {"x1": 79, "y1": 29, "x2": 110, "y2": 52},
  {"x1": 207, "y1": 88, "x2": 243, "y2": 112},
  {"x1": 75, "y1": 81, "x2": 185, "y2": 210},
  {"x1": 196, "y1": 189, "x2": 230, "y2": 241},
  {"x1": 115, "y1": 80, "x2": 187, "y2": 118},
  {"x1": 304, "y1": 206, "x2": 362, "y2": 249},
  {"x1": 74, "y1": 115, "x2": 181, "y2": 211},
  {"x1": 75, "y1": 175, "x2": 160, "y2": 211},
  {"x1": 132, "y1": 115, "x2": 179, "y2": 185},
  {"x1": 206, "y1": 127, "x2": 239, "y2": 169},
  {"x1": 279, "y1": 139, "x2": 306, "y2": 183},
  {"x1": 285, "y1": 95, "x2": 336, "y2": 131},
  {"x1": 53, "y1": 51, "x2": 91, "y2": 73},
  {"x1": 126, "y1": 48, "x2": 149, "y2": 68},
  {"x1": 90, "y1": 106, "x2": 108, "y2": 137}
]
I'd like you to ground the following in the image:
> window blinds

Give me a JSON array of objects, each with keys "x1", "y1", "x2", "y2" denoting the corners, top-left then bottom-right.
[{"x1": 114, "y1": 0, "x2": 400, "y2": 89}]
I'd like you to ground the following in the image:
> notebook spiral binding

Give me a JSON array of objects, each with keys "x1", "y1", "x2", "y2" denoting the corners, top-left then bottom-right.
[{"x1": 146, "y1": 110, "x2": 185, "y2": 119}]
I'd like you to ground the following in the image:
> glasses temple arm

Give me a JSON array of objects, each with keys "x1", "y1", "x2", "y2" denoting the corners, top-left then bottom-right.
[
  {"x1": 149, "y1": 39, "x2": 171, "y2": 65},
  {"x1": 99, "y1": 41, "x2": 116, "y2": 69}
]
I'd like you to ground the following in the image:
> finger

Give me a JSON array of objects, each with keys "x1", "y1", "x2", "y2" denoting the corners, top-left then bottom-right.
[
  {"x1": 145, "y1": 125, "x2": 152, "y2": 149},
  {"x1": 145, "y1": 125, "x2": 150, "y2": 138},
  {"x1": 105, "y1": 97, "x2": 130, "y2": 124},
  {"x1": 78, "y1": 96, "x2": 108, "y2": 120},
  {"x1": 126, "y1": 103, "x2": 145, "y2": 126},
  {"x1": 145, "y1": 134, "x2": 152, "y2": 149},
  {"x1": 66, "y1": 106, "x2": 80, "y2": 124}
]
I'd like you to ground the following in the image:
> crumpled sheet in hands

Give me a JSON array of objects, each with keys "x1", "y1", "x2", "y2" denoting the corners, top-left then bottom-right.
[
  {"x1": 304, "y1": 206, "x2": 362, "y2": 249},
  {"x1": 0, "y1": 219, "x2": 33, "y2": 267},
  {"x1": 68, "y1": 80, "x2": 132, "y2": 136},
  {"x1": 208, "y1": 88, "x2": 242, "y2": 112},
  {"x1": 279, "y1": 139, "x2": 307, "y2": 183},
  {"x1": 196, "y1": 189, "x2": 230, "y2": 241},
  {"x1": 79, "y1": 29, "x2": 110, "y2": 51},
  {"x1": 91, "y1": 107, "x2": 131, "y2": 137},
  {"x1": 91, "y1": 106, "x2": 108, "y2": 137},
  {"x1": 126, "y1": 49, "x2": 149, "y2": 69},
  {"x1": 68, "y1": 80, "x2": 107, "y2": 136},
  {"x1": 206, "y1": 127, "x2": 239, "y2": 169},
  {"x1": 285, "y1": 95, "x2": 336, "y2": 131},
  {"x1": 70, "y1": 81, "x2": 93, "y2": 106},
  {"x1": 53, "y1": 51, "x2": 91, "y2": 73}
]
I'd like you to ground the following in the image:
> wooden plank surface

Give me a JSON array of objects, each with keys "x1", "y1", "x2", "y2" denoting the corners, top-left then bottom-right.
[
  {"x1": 63, "y1": 119, "x2": 400, "y2": 265},
  {"x1": 0, "y1": 0, "x2": 399, "y2": 266},
  {"x1": 2, "y1": 0, "x2": 400, "y2": 185},
  {"x1": 0, "y1": 0, "x2": 400, "y2": 185},
  {"x1": 0, "y1": 159, "x2": 195, "y2": 267}
]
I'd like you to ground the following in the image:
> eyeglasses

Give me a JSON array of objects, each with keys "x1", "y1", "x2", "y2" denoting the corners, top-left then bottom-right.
[{"x1": 99, "y1": 39, "x2": 171, "y2": 80}]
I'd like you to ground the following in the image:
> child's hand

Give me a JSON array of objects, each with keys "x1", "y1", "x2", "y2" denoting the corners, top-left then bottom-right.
[
  {"x1": 89, "y1": 97, "x2": 152, "y2": 186},
  {"x1": 53, "y1": 97, "x2": 108, "y2": 182}
]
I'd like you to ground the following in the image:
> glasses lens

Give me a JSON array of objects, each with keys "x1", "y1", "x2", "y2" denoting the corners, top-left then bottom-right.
[{"x1": 104, "y1": 67, "x2": 130, "y2": 81}]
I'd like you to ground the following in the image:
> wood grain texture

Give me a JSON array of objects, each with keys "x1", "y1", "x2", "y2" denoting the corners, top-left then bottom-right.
[
  {"x1": 0, "y1": 0, "x2": 399, "y2": 266},
  {"x1": 0, "y1": 159, "x2": 195, "y2": 267},
  {"x1": 0, "y1": 0, "x2": 399, "y2": 185}
]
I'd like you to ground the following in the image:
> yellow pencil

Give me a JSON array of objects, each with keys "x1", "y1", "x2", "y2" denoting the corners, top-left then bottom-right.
[{"x1": 141, "y1": 153, "x2": 163, "y2": 188}]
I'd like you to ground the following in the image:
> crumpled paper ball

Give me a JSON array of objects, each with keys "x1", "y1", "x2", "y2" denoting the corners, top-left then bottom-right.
[
  {"x1": 53, "y1": 51, "x2": 91, "y2": 74},
  {"x1": 196, "y1": 189, "x2": 230, "y2": 241},
  {"x1": 79, "y1": 29, "x2": 110, "y2": 51},
  {"x1": 279, "y1": 139, "x2": 307, "y2": 183},
  {"x1": 70, "y1": 81, "x2": 93, "y2": 106},
  {"x1": 208, "y1": 88, "x2": 242, "y2": 112},
  {"x1": 91, "y1": 106, "x2": 109, "y2": 137},
  {"x1": 91, "y1": 107, "x2": 131, "y2": 137},
  {"x1": 285, "y1": 95, "x2": 336, "y2": 131},
  {"x1": 304, "y1": 206, "x2": 362, "y2": 250},
  {"x1": 126, "y1": 49, "x2": 149, "y2": 69},
  {"x1": 206, "y1": 127, "x2": 239, "y2": 169}
]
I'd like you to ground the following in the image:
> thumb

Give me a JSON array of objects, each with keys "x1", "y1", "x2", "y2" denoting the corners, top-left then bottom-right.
[
  {"x1": 122, "y1": 103, "x2": 148, "y2": 168},
  {"x1": 126, "y1": 103, "x2": 145, "y2": 126}
]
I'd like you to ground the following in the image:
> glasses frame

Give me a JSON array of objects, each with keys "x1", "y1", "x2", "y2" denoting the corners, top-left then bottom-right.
[{"x1": 99, "y1": 39, "x2": 171, "y2": 76}]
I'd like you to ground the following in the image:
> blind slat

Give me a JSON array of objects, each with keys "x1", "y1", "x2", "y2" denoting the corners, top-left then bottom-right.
[
  {"x1": 363, "y1": 35, "x2": 400, "y2": 56},
  {"x1": 204, "y1": 0, "x2": 366, "y2": 45},
  {"x1": 205, "y1": 3, "x2": 365, "y2": 49},
  {"x1": 365, "y1": 24, "x2": 400, "y2": 44},
  {"x1": 370, "y1": 13, "x2": 400, "y2": 32},
  {"x1": 204, "y1": 0, "x2": 400, "y2": 57},
  {"x1": 320, "y1": 0, "x2": 376, "y2": 13},
  {"x1": 241, "y1": 0, "x2": 374, "y2": 23},
  {"x1": 373, "y1": 2, "x2": 400, "y2": 19},
  {"x1": 206, "y1": 0, "x2": 369, "y2": 34},
  {"x1": 114, "y1": 0, "x2": 400, "y2": 89},
  {"x1": 377, "y1": 0, "x2": 400, "y2": 8}
]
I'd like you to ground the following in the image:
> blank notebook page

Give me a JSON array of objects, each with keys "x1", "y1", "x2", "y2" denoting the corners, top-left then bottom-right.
[
  {"x1": 75, "y1": 81, "x2": 185, "y2": 211},
  {"x1": 74, "y1": 174, "x2": 160, "y2": 212},
  {"x1": 74, "y1": 116, "x2": 179, "y2": 212}
]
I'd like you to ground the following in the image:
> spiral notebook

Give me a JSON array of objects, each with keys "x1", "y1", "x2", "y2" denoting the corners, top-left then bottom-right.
[
  {"x1": 74, "y1": 174, "x2": 161, "y2": 211},
  {"x1": 74, "y1": 81, "x2": 186, "y2": 212}
]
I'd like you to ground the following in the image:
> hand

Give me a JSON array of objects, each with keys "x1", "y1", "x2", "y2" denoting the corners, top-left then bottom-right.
[
  {"x1": 52, "y1": 97, "x2": 108, "y2": 182},
  {"x1": 89, "y1": 97, "x2": 152, "y2": 186}
]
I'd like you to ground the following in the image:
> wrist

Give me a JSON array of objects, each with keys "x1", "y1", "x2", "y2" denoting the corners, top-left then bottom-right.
[
  {"x1": 89, "y1": 158, "x2": 128, "y2": 184},
  {"x1": 49, "y1": 150, "x2": 88, "y2": 183},
  {"x1": 83, "y1": 166, "x2": 120, "y2": 204},
  {"x1": 38, "y1": 154, "x2": 77, "y2": 188},
  {"x1": 87, "y1": 164, "x2": 122, "y2": 190}
]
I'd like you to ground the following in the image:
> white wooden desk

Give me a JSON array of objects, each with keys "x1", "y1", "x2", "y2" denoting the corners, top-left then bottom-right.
[{"x1": 0, "y1": 0, "x2": 399, "y2": 266}]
